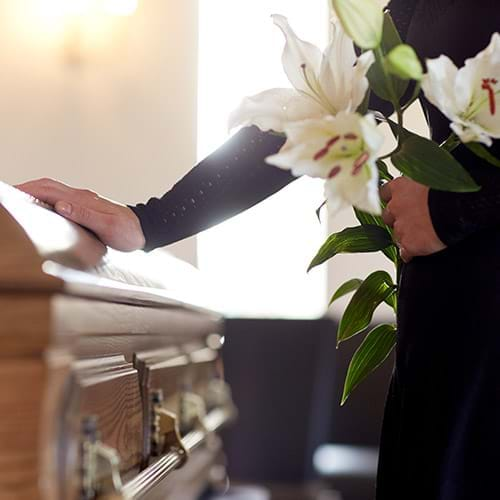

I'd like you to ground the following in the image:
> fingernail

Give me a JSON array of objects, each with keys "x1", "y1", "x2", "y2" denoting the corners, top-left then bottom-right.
[{"x1": 56, "y1": 202, "x2": 72, "y2": 215}]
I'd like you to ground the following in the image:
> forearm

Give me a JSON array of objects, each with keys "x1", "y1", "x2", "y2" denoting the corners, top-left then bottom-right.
[{"x1": 130, "y1": 126, "x2": 294, "y2": 251}]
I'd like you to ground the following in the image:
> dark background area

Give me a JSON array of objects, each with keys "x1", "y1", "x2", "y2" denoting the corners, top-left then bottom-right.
[{"x1": 221, "y1": 318, "x2": 394, "y2": 499}]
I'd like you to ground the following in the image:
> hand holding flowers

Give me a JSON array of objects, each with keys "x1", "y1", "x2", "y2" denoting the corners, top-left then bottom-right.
[{"x1": 230, "y1": 0, "x2": 500, "y2": 403}]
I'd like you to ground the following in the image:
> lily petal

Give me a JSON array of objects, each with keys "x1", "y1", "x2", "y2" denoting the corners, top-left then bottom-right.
[
  {"x1": 319, "y1": 21, "x2": 357, "y2": 113},
  {"x1": 350, "y1": 51, "x2": 375, "y2": 110},
  {"x1": 272, "y1": 14, "x2": 323, "y2": 97},
  {"x1": 266, "y1": 141, "x2": 328, "y2": 178},
  {"x1": 319, "y1": 22, "x2": 374, "y2": 113},
  {"x1": 360, "y1": 112, "x2": 384, "y2": 153},
  {"x1": 228, "y1": 88, "x2": 325, "y2": 133},
  {"x1": 325, "y1": 161, "x2": 381, "y2": 215},
  {"x1": 267, "y1": 112, "x2": 383, "y2": 215},
  {"x1": 423, "y1": 35, "x2": 500, "y2": 147},
  {"x1": 422, "y1": 55, "x2": 461, "y2": 121}
]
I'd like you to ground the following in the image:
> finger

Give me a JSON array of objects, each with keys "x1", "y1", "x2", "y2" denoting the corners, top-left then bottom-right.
[
  {"x1": 400, "y1": 247, "x2": 413, "y2": 263},
  {"x1": 16, "y1": 179, "x2": 76, "y2": 206},
  {"x1": 382, "y1": 206, "x2": 395, "y2": 227},
  {"x1": 55, "y1": 201, "x2": 112, "y2": 239},
  {"x1": 379, "y1": 182, "x2": 393, "y2": 203}
]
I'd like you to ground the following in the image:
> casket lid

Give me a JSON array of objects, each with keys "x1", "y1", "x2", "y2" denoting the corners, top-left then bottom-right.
[{"x1": 0, "y1": 181, "x2": 216, "y2": 313}]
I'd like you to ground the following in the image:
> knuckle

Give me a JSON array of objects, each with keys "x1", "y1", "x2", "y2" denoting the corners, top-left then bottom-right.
[
  {"x1": 37, "y1": 178, "x2": 55, "y2": 191},
  {"x1": 76, "y1": 206, "x2": 91, "y2": 222},
  {"x1": 38, "y1": 177, "x2": 53, "y2": 186}
]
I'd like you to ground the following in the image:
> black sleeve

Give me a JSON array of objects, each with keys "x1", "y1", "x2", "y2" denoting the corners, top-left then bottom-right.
[
  {"x1": 131, "y1": 0, "x2": 414, "y2": 252},
  {"x1": 130, "y1": 126, "x2": 292, "y2": 251},
  {"x1": 428, "y1": 143, "x2": 500, "y2": 247}
]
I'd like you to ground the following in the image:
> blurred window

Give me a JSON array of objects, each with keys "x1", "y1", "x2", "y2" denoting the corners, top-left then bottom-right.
[{"x1": 197, "y1": 0, "x2": 329, "y2": 318}]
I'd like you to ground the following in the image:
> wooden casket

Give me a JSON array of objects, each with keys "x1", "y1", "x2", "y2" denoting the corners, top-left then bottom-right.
[{"x1": 0, "y1": 181, "x2": 235, "y2": 500}]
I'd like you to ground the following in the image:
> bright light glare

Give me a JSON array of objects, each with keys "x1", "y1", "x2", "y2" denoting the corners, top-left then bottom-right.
[
  {"x1": 197, "y1": 0, "x2": 329, "y2": 319},
  {"x1": 35, "y1": 0, "x2": 138, "y2": 18},
  {"x1": 36, "y1": 0, "x2": 92, "y2": 18},
  {"x1": 22, "y1": 0, "x2": 139, "y2": 54},
  {"x1": 102, "y1": 0, "x2": 138, "y2": 16}
]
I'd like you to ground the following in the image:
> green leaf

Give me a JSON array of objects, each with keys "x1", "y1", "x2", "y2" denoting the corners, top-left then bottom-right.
[
  {"x1": 308, "y1": 225, "x2": 393, "y2": 272},
  {"x1": 331, "y1": 0, "x2": 383, "y2": 49},
  {"x1": 386, "y1": 44, "x2": 423, "y2": 81},
  {"x1": 384, "y1": 288, "x2": 398, "y2": 311},
  {"x1": 337, "y1": 270, "x2": 395, "y2": 344},
  {"x1": 384, "y1": 116, "x2": 412, "y2": 142},
  {"x1": 329, "y1": 278, "x2": 363, "y2": 306},
  {"x1": 354, "y1": 208, "x2": 398, "y2": 263},
  {"x1": 367, "y1": 13, "x2": 409, "y2": 102},
  {"x1": 391, "y1": 132, "x2": 480, "y2": 192},
  {"x1": 466, "y1": 142, "x2": 500, "y2": 168},
  {"x1": 341, "y1": 324, "x2": 397, "y2": 405},
  {"x1": 377, "y1": 159, "x2": 393, "y2": 182}
]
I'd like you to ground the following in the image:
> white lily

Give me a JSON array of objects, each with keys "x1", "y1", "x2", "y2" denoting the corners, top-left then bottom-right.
[
  {"x1": 422, "y1": 33, "x2": 500, "y2": 146},
  {"x1": 266, "y1": 112, "x2": 384, "y2": 214},
  {"x1": 229, "y1": 15, "x2": 375, "y2": 133}
]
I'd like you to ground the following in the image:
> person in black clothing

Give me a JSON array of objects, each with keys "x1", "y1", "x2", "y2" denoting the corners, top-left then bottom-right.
[{"x1": 18, "y1": 1, "x2": 500, "y2": 498}]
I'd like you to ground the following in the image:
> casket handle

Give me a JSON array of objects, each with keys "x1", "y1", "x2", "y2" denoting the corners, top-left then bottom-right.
[
  {"x1": 80, "y1": 416, "x2": 124, "y2": 500},
  {"x1": 150, "y1": 389, "x2": 188, "y2": 464},
  {"x1": 179, "y1": 389, "x2": 209, "y2": 434},
  {"x1": 121, "y1": 403, "x2": 236, "y2": 499}
]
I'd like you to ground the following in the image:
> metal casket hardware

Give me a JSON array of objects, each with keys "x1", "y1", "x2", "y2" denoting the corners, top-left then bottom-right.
[
  {"x1": 206, "y1": 379, "x2": 234, "y2": 410},
  {"x1": 80, "y1": 416, "x2": 125, "y2": 500},
  {"x1": 179, "y1": 390, "x2": 209, "y2": 434},
  {"x1": 150, "y1": 389, "x2": 188, "y2": 466}
]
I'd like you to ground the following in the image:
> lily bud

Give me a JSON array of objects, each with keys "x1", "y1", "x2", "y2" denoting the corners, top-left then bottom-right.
[
  {"x1": 331, "y1": 0, "x2": 384, "y2": 49},
  {"x1": 387, "y1": 44, "x2": 423, "y2": 81}
]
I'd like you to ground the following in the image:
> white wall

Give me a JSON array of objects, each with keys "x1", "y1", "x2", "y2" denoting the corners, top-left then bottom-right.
[
  {"x1": 0, "y1": 0, "x2": 199, "y2": 263},
  {"x1": 0, "y1": 0, "x2": 430, "y2": 320}
]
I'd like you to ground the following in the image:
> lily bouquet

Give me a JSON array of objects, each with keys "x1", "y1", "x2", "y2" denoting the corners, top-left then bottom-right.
[{"x1": 230, "y1": 0, "x2": 500, "y2": 403}]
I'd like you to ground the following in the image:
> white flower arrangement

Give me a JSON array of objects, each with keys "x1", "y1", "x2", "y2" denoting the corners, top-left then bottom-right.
[{"x1": 231, "y1": 0, "x2": 500, "y2": 403}]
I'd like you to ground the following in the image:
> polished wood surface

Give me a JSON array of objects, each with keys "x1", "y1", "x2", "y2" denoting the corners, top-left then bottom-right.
[{"x1": 0, "y1": 182, "x2": 229, "y2": 500}]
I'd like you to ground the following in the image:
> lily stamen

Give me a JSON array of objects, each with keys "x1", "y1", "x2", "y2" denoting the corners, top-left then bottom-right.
[
  {"x1": 328, "y1": 166, "x2": 342, "y2": 178},
  {"x1": 344, "y1": 133, "x2": 359, "y2": 140},
  {"x1": 313, "y1": 135, "x2": 340, "y2": 161},
  {"x1": 300, "y1": 63, "x2": 337, "y2": 115},
  {"x1": 482, "y1": 78, "x2": 498, "y2": 115},
  {"x1": 352, "y1": 152, "x2": 369, "y2": 176}
]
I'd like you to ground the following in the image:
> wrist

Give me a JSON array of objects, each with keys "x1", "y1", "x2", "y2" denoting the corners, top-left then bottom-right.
[{"x1": 126, "y1": 207, "x2": 146, "y2": 251}]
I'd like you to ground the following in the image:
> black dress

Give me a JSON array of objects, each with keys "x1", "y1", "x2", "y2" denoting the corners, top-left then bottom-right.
[{"x1": 131, "y1": 2, "x2": 500, "y2": 498}]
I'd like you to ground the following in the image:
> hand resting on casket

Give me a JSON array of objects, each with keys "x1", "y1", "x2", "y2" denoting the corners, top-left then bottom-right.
[{"x1": 16, "y1": 178, "x2": 145, "y2": 252}]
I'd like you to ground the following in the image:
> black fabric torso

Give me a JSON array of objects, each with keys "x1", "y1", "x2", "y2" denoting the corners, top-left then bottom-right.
[
  {"x1": 378, "y1": 2, "x2": 500, "y2": 499},
  {"x1": 130, "y1": 2, "x2": 500, "y2": 498}
]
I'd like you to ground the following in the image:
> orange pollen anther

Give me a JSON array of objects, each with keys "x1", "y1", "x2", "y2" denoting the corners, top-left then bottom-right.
[
  {"x1": 482, "y1": 78, "x2": 498, "y2": 115},
  {"x1": 313, "y1": 135, "x2": 340, "y2": 161},
  {"x1": 328, "y1": 166, "x2": 342, "y2": 178},
  {"x1": 344, "y1": 133, "x2": 358, "y2": 140},
  {"x1": 352, "y1": 152, "x2": 369, "y2": 176}
]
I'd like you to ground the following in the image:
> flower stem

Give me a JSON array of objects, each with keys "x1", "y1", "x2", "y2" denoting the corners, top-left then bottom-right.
[
  {"x1": 401, "y1": 82, "x2": 422, "y2": 112},
  {"x1": 440, "y1": 133, "x2": 461, "y2": 152},
  {"x1": 375, "y1": 46, "x2": 405, "y2": 151}
]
